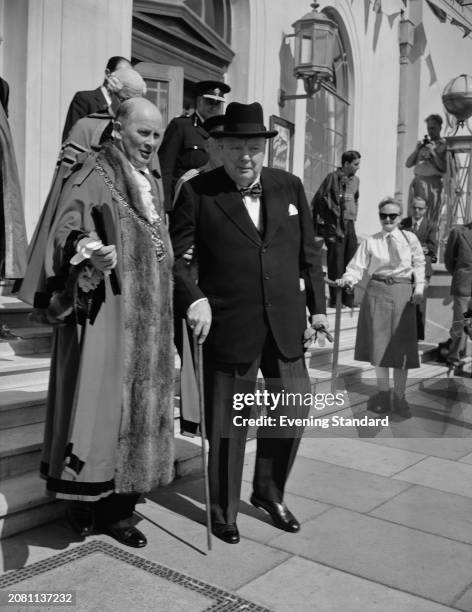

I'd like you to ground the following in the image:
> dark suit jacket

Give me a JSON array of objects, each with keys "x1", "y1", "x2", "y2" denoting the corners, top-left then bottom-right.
[
  {"x1": 400, "y1": 216, "x2": 438, "y2": 278},
  {"x1": 0, "y1": 77, "x2": 9, "y2": 116},
  {"x1": 62, "y1": 86, "x2": 108, "y2": 142},
  {"x1": 158, "y1": 113, "x2": 209, "y2": 212},
  {"x1": 444, "y1": 223, "x2": 472, "y2": 296},
  {"x1": 311, "y1": 169, "x2": 359, "y2": 240},
  {"x1": 170, "y1": 166, "x2": 326, "y2": 363}
]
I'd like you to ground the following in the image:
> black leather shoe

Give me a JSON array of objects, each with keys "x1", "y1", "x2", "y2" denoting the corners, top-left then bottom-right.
[
  {"x1": 66, "y1": 502, "x2": 94, "y2": 537},
  {"x1": 106, "y1": 524, "x2": 147, "y2": 548},
  {"x1": 366, "y1": 391, "x2": 391, "y2": 414},
  {"x1": 392, "y1": 395, "x2": 412, "y2": 419},
  {"x1": 211, "y1": 522, "x2": 240, "y2": 544},
  {"x1": 250, "y1": 495, "x2": 300, "y2": 532}
]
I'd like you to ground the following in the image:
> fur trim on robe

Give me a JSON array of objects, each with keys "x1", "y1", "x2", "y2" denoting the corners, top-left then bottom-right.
[
  {"x1": 0, "y1": 103, "x2": 27, "y2": 278},
  {"x1": 40, "y1": 142, "x2": 174, "y2": 499},
  {"x1": 99, "y1": 143, "x2": 175, "y2": 492}
]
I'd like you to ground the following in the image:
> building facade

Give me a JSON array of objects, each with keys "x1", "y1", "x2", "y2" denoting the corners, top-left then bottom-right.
[{"x1": 1, "y1": 0, "x2": 472, "y2": 239}]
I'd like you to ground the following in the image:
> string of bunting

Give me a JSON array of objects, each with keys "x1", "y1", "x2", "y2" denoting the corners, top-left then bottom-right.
[{"x1": 366, "y1": 0, "x2": 472, "y2": 40}]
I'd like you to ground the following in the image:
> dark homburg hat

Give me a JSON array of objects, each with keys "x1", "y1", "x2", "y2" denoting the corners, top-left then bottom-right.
[
  {"x1": 195, "y1": 80, "x2": 230, "y2": 102},
  {"x1": 202, "y1": 114, "x2": 225, "y2": 134},
  {"x1": 210, "y1": 102, "x2": 278, "y2": 139}
]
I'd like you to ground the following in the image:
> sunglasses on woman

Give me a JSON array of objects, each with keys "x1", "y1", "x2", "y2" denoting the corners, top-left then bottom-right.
[{"x1": 379, "y1": 213, "x2": 399, "y2": 220}]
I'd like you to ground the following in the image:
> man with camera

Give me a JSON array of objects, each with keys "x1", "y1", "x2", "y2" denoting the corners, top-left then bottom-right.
[
  {"x1": 406, "y1": 114, "x2": 447, "y2": 227},
  {"x1": 311, "y1": 150, "x2": 361, "y2": 308}
]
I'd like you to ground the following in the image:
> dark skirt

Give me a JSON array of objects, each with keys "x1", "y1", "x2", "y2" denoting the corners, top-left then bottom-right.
[{"x1": 354, "y1": 278, "x2": 420, "y2": 369}]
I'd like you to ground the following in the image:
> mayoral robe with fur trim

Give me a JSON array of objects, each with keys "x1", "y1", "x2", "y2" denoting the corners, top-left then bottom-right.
[
  {"x1": 40, "y1": 142, "x2": 174, "y2": 500},
  {"x1": 0, "y1": 100, "x2": 28, "y2": 279}
]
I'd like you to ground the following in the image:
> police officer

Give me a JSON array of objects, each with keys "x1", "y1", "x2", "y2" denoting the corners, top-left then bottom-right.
[{"x1": 158, "y1": 80, "x2": 230, "y2": 211}]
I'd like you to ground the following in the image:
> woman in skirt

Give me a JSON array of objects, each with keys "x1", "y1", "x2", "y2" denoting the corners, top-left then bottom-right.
[{"x1": 336, "y1": 197, "x2": 425, "y2": 416}]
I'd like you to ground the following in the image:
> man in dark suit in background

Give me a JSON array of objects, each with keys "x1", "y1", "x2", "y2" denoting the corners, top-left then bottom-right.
[
  {"x1": 0, "y1": 76, "x2": 9, "y2": 115},
  {"x1": 311, "y1": 150, "x2": 361, "y2": 308},
  {"x1": 444, "y1": 222, "x2": 472, "y2": 366},
  {"x1": 170, "y1": 102, "x2": 327, "y2": 544},
  {"x1": 158, "y1": 80, "x2": 230, "y2": 212},
  {"x1": 62, "y1": 56, "x2": 131, "y2": 142},
  {"x1": 400, "y1": 196, "x2": 438, "y2": 340}
]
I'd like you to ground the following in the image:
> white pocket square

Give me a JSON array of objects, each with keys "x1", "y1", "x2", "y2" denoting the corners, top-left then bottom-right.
[{"x1": 288, "y1": 204, "x2": 298, "y2": 216}]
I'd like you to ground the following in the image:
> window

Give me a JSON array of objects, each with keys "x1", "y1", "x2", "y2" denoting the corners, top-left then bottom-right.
[
  {"x1": 184, "y1": 0, "x2": 231, "y2": 43},
  {"x1": 304, "y1": 21, "x2": 350, "y2": 203}
]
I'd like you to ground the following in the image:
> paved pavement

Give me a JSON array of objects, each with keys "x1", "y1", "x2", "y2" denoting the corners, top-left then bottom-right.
[{"x1": 1, "y1": 373, "x2": 472, "y2": 611}]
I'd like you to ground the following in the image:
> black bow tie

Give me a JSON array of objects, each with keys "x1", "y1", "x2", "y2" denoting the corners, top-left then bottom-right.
[{"x1": 239, "y1": 183, "x2": 262, "y2": 198}]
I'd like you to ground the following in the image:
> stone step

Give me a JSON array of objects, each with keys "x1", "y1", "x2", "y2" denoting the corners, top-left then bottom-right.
[
  {"x1": 0, "y1": 295, "x2": 34, "y2": 328},
  {"x1": 0, "y1": 355, "x2": 51, "y2": 376},
  {"x1": 0, "y1": 355, "x2": 50, "y2": 429},
  {"x1": 0, "y1": 422, "x2": 44, "y2": 479},
  {"x1": 0, "y1": 389, "x2": 47, "y2": 430},
  {"x1": 0, "y1": 326, "x2": 53, "y2": 357},
  {"x1": 0, "y1": 368, "x2": 50, "y2": 392},
  {"x1": 325, "y1": 306, "x2": 359, "y2": 328},
  {"x1": 306, "y1": 345, "x2": 449, "y2": 382},
  {"x1": 0, "y1": 471, "x2": 63, "y2": 540}
]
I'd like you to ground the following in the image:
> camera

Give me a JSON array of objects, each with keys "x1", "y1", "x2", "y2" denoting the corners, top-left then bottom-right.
[{"x1": 421, "y1": 134, "x2": 431, "y2": 147}]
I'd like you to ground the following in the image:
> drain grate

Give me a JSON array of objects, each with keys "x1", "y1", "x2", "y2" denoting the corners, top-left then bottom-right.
[{"x1": 0, "y1": 540, "x2": 272, "y2": 611}]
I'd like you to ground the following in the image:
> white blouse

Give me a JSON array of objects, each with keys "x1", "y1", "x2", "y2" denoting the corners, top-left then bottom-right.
[{"x1": 342, "y1": 227, "x2": 425, "y2": 291}]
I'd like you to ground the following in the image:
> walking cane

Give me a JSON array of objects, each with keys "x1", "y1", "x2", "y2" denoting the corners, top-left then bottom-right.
[{"x1": 193, "y1": 337, "x2": 212, "y2": 551}]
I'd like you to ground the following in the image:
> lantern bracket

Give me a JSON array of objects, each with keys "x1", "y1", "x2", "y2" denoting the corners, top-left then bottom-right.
[{"x1": 279, "y1": 79, "x2": 349, "y2": 107}]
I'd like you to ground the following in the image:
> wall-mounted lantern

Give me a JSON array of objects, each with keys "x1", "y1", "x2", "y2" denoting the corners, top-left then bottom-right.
[{"x1": 279, "y1": 3, "x2": 347, "y2": 106}]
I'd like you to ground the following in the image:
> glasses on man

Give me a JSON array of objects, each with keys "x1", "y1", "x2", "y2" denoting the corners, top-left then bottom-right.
[{"x1": 379, "y1": 213, "x2": 399, "y2": 220}]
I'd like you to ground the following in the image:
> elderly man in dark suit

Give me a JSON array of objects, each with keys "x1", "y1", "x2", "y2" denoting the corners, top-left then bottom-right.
[
  {"x1": 158, "y1": 80, "x2": 230, "y2": 212},
  {"x1": 400, "y1": 196, "x2": 438, "y2": 340},
  {"x1": 62, "y1": 56, "x2": 131, "y2": 142},
  {"x1": 444, "y1": 222, "x2": 472, "y2": 366},
  {"x1": 0, "y1": 76, "x2": 9, "y2": 115},
  {"x1": 170, "y1": 102, "x2": 327, "y2": 544}
]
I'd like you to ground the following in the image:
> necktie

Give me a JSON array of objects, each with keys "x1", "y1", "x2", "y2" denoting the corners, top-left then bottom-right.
[
  {"x1": 387, "y1": 234, "x2": 402, "y2": 267},
  {"x1": 240, "y1": 182, "x2": 262, "y2": 198},
  {"x1": 413, "y1": 221, "x2": 419, "y2": 232}
]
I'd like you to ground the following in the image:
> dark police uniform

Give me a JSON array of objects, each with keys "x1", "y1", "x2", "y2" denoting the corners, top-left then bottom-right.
[{"x1": 158, "y1": 80, "x2": 230, "y2": 212}]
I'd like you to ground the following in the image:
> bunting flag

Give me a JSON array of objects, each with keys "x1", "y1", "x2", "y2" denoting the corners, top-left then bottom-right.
[
  {"x1": 451, "y1": 17, "x2": 471, "y2": 38},
  {"x1": 387, "y1": 11, "x2": 402, "y2": 27},
  {"x1": 426, "y1": 0, "x2": 472, "y2": 39},
  {"x1": 373, "y1": 0, "x2": 382, "y2": 12},
  {"x1": 367, "y1": 0, "x2": 406, "y2": 20},
  {"x1": 425, "y1": 54, "x2": 438, "y2": 86},
  {"x1": 426, "y1": 0, "x2": 447, "y2": 22}
]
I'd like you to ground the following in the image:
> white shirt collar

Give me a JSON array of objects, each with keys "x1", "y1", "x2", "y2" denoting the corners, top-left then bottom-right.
[
  {"x1": 381, "y1": 227, "x2": 401, "y2": 239},
  {"x1": 237, "y1": 175, "x2": 261, "y2": 191},
  {"x1": 128, "y1": 161, "x2": 149, "y2": 174},
  {"x1": 100, "y1": 85, "x2": 112, "y2": 107}
]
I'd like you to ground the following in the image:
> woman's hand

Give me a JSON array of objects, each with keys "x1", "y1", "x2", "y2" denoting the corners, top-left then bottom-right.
[
  {"x1": 334, "y1": 278, "x2": 353, "y2": 289},
  {"x1": 411, "y1": 291, "x2": 423, "y2": 305}
]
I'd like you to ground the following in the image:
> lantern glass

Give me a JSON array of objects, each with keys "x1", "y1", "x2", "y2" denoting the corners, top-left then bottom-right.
[
  {"x1": 292, "y1": 6, "x2": 338, "y2": 82},
  {"x1": 300, "y1": 35, "x2": 313, "y2": 64}
]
